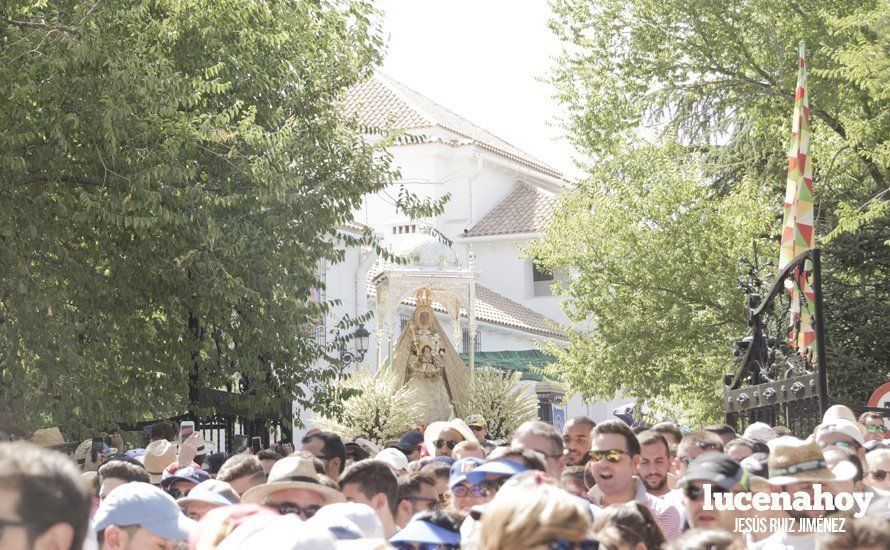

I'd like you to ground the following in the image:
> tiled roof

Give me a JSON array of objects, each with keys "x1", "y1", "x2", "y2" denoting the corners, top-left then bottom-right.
[
  {"x1": 367, "y1": 266, "x2": 566, "y2": 340},
  {"x1": 464, "y1": 183, "x2": 557, "y2": 238},
  {"x1": 344, "y1": 73, "x2": 564, "y2": 180}
]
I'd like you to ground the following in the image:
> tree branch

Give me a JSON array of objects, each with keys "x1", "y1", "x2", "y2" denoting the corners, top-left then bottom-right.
[
  {"x1": 24, "y1": 174, "x2": 103, "y2": 187},
  {"x1": 1, "y1": 12, "x2": 77, "y2": 38}
]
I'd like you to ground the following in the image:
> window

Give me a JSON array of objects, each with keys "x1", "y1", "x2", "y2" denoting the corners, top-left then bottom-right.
[
  {"x1": 532, "y1": 261, "x2": 554, "y2": 297},
  {"x1": 461, "y1": 328, "x2": 482, "y2": 353},
  {"x1": 399, "y1": 313, "x2": 411, "y2": 332}
]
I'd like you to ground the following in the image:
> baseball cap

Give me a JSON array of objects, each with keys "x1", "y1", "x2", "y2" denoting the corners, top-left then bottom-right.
[
  {"x1": 389, "y1": 517, "x2": 461, "y2": 546},
  {"x1": 449, "y1": 457, "x2": 484, "y2": 488},
  {"x1": 395, "y1": 431, "x2": 424, "y2": 453},
  {"x1": 309, "y1": 502, "x2": 384, "y2": 539},
  {"x1": 466, "y1": 459, "x2": 529, "y2": 485},
  {"x1": 93, "y1": 482, "x2": 196, "y2": 541},
  {"x1": 465, "y1": 415, "x2": 487, "y2": 428},
  {"x1": 176, "y1": 479, "x2": 240, "y2": 508},
  {"x1": 679, "y1": 452, "x2": 747, "y2": 490},
  {"x1": 160, "y1": 465, "x2": 211, "y2": 488},
  {"x1": 376, "y1": 448, "x2": 409, "y2": 472}
]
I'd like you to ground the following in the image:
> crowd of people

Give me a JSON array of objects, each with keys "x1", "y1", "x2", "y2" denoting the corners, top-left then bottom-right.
[{"x1": 1, "y1": 406, "x2": 889, "y2": 549}]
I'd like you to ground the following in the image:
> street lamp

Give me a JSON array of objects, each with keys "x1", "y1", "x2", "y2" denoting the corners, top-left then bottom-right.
[{"x1": 339, "y1": 324, "x2": 370, "y2": 368}]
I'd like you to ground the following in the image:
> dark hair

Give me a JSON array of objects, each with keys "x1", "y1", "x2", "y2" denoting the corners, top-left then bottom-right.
[
  {"x1": 339, "y1": 460, "x2": 399, "y2": 515},
  {"x1": 724, "y1": 437, "x2": 769, "y2": 455},
  {"x1": 256, "y1": 449, "x2": 283, "y2": 462},
  {"x1": 703, "y1": 424, "x2": 736, "y2": 438},
  {"x1": 565, "y1": 416, "x2": 596, "y2": 432},
  {"x1": 410, "y1": 509, "x2": 462, "y2": 534},
  {"x1": 650, "y1": 422, "x2": 683, "y2": 446},
  {"x1": 98, "y1": 460, "x2": 150, "y2": 484},
  {"x1": 201, "y1": 451, "x2": 229, "y2": 475},
  {"x1": 420, "y1": 461, "x2": 452, "y2": 482},
  {"x1": 592, "y1": 420, "x2": 641, "y2": 456},
  {"x1": 0, "y1": 442, "x2": 91, "y2": 550},
  {"x1": 216, "y1": 454, "x2": 264, "y2": 483},
  {"x1": 740, "y1": 452, "x2": 769, "y2": 478},
  {"x1": 593, "y1": 500, "x2": 666, "y2": 550},
  {"x1": 637, "y1": 431, "x2": 670, "y2": 459},
  {"x1": 397, "y1": 471, "x2": 437, "y2": 501},
  {"x1": 149, "y1": 422, "x2": 176, "y2": 442},
  {"x1": 302, "y1": 431, "x2": 346, "y2": 475},
  {"x1": 678, "y1": 431, "x2": 724, "y2": 457}
]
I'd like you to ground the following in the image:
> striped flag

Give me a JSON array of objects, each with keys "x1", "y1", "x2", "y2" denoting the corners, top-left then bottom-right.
[{"x1": 778, "y1": 42, "x2": 816, "y2": 358}]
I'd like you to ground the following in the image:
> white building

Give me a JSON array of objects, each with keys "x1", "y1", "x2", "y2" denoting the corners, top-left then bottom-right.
[{"x1": 299, "y1": 74, "x2": 630, "y2": 434}]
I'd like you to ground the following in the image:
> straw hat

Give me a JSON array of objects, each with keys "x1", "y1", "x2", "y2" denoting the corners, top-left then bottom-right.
[
  {"x1": 757, "y1": 438, "x2": 856, "y2": 487},
  {"x1": 822, "y1": 404, "x2": 857, "y2": 424},
  {"x1": 144, "y1": 440, "x2": 178, "y2": 484},
  {"x1": 175, "y1": 432, "x2": 218, "y2": 455},
  {"x1": 423, "y1": 418, "x2": 476, "y2": 454},
  {"x1": 241, "y1": 455, "x2": 345, "y2": 505},
  {"x1": 743, "y1": 422, "x2": 777, "y2": 443},
  {"x1": 31, "y1": 427, "x2": 71, "y2": 449}
]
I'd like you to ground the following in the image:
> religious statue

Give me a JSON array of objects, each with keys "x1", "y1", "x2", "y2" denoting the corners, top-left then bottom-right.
[{"x1": 394, "y1": 288, "x2": 463, "y2": 422}]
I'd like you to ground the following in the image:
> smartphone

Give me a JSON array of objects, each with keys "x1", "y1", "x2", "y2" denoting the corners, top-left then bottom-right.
[
  {"x1": 90, "y1": 437, "x2": 104, "y2": 462},
  {"x1": 180, "y1": 421, "x2": 195, "y2": 440},
  {"x1": 251, "y1": 436, "x2": 262, "y2": 454}
]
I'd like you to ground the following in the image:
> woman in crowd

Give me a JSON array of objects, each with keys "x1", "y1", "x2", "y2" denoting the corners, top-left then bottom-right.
[
  {"x1": 467, "y1": 471, "x2": 595, "y2": 549},
  {"x1": 592, "y1": 501, "x2": 666, "y2": 550}
]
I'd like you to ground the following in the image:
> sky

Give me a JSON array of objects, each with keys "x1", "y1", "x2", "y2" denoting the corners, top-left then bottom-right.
[{"x1": 376, "y1": 0, "x2": 582, "y2": 180}]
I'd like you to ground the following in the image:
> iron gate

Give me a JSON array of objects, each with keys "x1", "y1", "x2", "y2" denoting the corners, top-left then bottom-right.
[{"x1": 724, "y1": 249, "x2": 828, "y2": 436}]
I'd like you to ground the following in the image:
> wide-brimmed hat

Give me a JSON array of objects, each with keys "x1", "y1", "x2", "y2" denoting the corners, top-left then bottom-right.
[
  {"x1": 241, "y1": 455, "x2": 345, "y2": 505},
  {"x1": 758, "y1": 438, "x2": 857, "y2": 486},
  {"x1": 144, "y1": 440, "x2": 178, "y2": 484},
  {"x1": 31, "y1": 427, "x2": 72, "y2": 449},
  {"x1": 423, "y1": 419, "x2": 476, "y2": 454}
]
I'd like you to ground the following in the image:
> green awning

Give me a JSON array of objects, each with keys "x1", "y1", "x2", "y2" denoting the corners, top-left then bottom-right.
[{"x1": 459, "y1": 350, "x2": 557, "y2": 382}]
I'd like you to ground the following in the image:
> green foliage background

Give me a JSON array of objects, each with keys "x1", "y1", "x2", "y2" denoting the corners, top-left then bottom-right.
[
  {"x1": 535, "y1": 0, "x2": 888, "y2": 422},
  {"x1": 0, "y1": 0, "x2": 394, "y2": 436}
]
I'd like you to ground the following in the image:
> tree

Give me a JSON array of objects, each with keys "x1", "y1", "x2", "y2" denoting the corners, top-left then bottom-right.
[
  {"x1": 0, "y1": 0, "x2": 394, "y2": 436},
  {"x1": 538, "y1": 0, "x2": 888, "y2": 421}
]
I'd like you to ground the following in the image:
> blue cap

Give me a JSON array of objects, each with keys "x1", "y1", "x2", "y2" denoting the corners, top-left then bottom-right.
[
  {"x1": 448, "y1": 457, "x2": 484, "y2": 488},
  {"x1": 390, "y1": 518, "x2": 461, "y2": 546},
  {"x1": 395, "y1": 431, "x2": 425, "y2": 453},
  {"x1": 160, "y1": 465, "x2": 210, "y2": 488},
  {"x1": 466, "y1": 459, "x2": 529, "y2": 485},
  {"x1": 93, "y1": 482, "x2": 197, "y2": 541}
]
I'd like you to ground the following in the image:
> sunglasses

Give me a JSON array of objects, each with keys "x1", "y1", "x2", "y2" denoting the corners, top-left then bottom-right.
[
  {"x1": 469, "y1": 425, "x2": 484, "y2": 432},
  {"x1": 269, "y1": 502, "x2": 321, "y2": 519},
  {"x1": 548, "y1": 541, "x2": 599, "y2": 550},
  {"x1": 819, "y1": 441, "x2": 859, "y2": 449},
  {"x1": 166, "y1": 487, "x2": 191, "y2": 499},
  {"x1": 683, "y1": 484, "x2": 728, "y2": 501},
  {"x1": 869, "y1": 470, "x2": 889, "y2": 482},
  {"x1": 587, "y1": 449, "x2": 628, "y2": 463},
  {"x1": 401, "y1": 496, "x2": 440, "y2": 511},
  {"x1": 392, "y1": 543, "x2": 459, "y2": 550},
  {"x1": 867, "y1": 425, "x2": 887, "y2": 433},
  {"x1": 434, "y1": 439, "x2": 460, "y2": 450},
  {"x1": 451, "y1": 484, "x2": 489, "y2": 498}
]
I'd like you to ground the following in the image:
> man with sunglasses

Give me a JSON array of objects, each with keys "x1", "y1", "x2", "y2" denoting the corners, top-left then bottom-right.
[
  {"x1": 395, "y1": 472, "x2": 440, "y2": 528},
  {"x1": 859, "y1": 412, "x2": 888, "y2": 443},
  {"x1": 679, "y1": 452, "x2": 750, "y2": 544},
  {"x1": 865, "y1": 449, "x2": 890, "y2": 491},
  {"x1": 816, "y1": 419, "x2": 867, "y2": 461},
  {"x1": 241, "y1": 455, "x2": 345, "y2": 519},
  {"x1": 512, "y1": 420, "x2": 566, "y2": 478},
  {"x1": 301, "y1": 431, "x2": 346, "y2": 480},
  {"x1": 586, "y1": 420, "x2": 681, "y2": 540}
]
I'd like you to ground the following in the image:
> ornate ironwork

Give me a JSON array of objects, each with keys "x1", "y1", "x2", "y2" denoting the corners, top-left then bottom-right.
[{"x1": 724, "y1": 249, "x2": 828, "y2": 435}]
